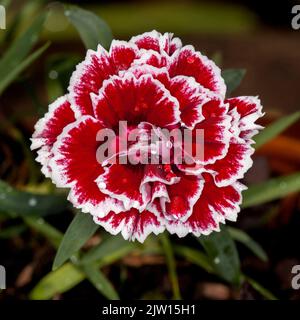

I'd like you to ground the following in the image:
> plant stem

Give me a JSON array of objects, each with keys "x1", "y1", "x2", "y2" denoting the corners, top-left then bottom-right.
[{"x1": 160, "y1": 232, "x2": 181, "y2": 300}]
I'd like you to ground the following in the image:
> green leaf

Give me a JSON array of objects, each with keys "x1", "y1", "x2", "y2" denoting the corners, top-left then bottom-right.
[
  {"x1": 81, "y1": 234, "x2": 136, "y2": 265},
  {"x1": 198, "y1": 225, "x2": 241, "y2": 285},
  {"x1": 0, "y1": 180, "x2": 69, "y2": 217},
  {"x1": 53, "y1": 212, "x2": 99, "y2": 270},
  {"x1": 174, "y1": 245, "x2": 214, "y2": 273},
  {"x1": 242, "y1": 172, "x2": 300, "y2": 208},
  {"x1": 243, "y1": 275, "x2": 278, "y2": 300},
  {"x1": 30, "y1": 263, "x2": 85, "y2": 300},
  {"x1": 64, "y1": 5, "x2": 113, "y2": 50},
  {"x1": 227, "y1": 227, "x2": 268, "y2": 262},
  {"x1": 254, "y1": 111, "x2": 300, "y2": 149},
  {"x1": 0, "y1": 12, "x2": 47, "y2": 93},
  {"x1": 23, "y1": 217, "x2": 63, "y2": 249},
  {"x1": 222, "y1": 69, "x2": 246, "y2": 95},
  {"x1": 160, "y1": 233, "x2": 181, "y2": 300},
  {"x1": 82, "y1": 264, "x2": 119, "y2": 300},
  {"x1": 0, "y1": 42, "x2": 50, "y2": 94}
]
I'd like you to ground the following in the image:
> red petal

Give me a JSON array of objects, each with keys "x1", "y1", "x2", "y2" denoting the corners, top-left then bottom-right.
[
  {"x1": 169, "y1": 76, "x2": 208, "y2": 128},
  {"x1": 130, "y1": 30, "x2": 161, "y2": 52},
  {"x1": 50, "y1": 116, "x2": 123, "y2": 216},
  {"x1": 68, "y1": 45, "x2": 115, "y2": 117},
  {"x1": 133, "y1": 49, "x2": 168, "y2": 68},
  {"x1": 31, "y1": 96, "x2": 76, "y2": 177},
  {"x1": 127, "y1": 64, "x2": 170, "y2": 89},
  {"x1": 226, "y1": 96, "x2": 264, "y2": 142},
  {"x1": 130, "y1": 31, "x2": 182, "y2": 56},
  {"x1": 92, "y1": 74, "x2": 180, "y2": 128},
  {"x1": 96, "y1": 208, "x2": 165, "y2": 242},
  {"x1": 188, "y1": 97, "x2": 231, "y2": 164},
  {"x1": 205, "y1": 137, "x2": 254, "y2": 187},
  {"x1": 169, "y1": 45, "x2": 226, "y2": 97},
  {"x1": 166, "y1": 173, "x2": 245, "y2": 237},
  {"x1": 109, "y1": 40, "x2": 139, "y2": 71},
  {"x1": 96, "y1": 164, "x2": 145, "y2": 211},
  {"x1": 164, "y1": 172, "x2": 204, "y2": 222}
]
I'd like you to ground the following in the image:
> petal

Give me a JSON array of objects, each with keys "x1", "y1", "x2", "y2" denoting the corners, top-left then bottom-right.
[
  {"x1": 169, "y1": 36, "x2": 182, "y2": 55},
  {"x1": 92, "y1": 73, "x2": 180, "y2": 128},
  {"x1": 205, "y1": 137, "x2": 254, "y2": 187},
  {"x1": 130, "y1": 30, "x2": 161, "y2": 52},
  {"x1": 130, "y1": 30, "x2": 182, "y2": 56},
  {"x1": 68, "y1": 45, "x2": 115, "y2": 117},
  {"x1": 166, "y1": 173, "x2": 246, "y2": 237},
  {"x1": 169, "y1": 76, "x2": 208, "y2": 128},
  {"x1": 127, "y1": 64, "x2": 170, "y2": 89},
  {"x1": 226, "y1": 96, "x2": 264, "y2": 142},
  {"x1": 164, "y1": 172, "x2": 204, "y2": 222},
  {"x1": 133, "y1": 49, "x2": 168, "y2": 68},
  {"x1": 96, "y1": 164, "x2": 145, "y2": 211},
  {"x1": 50, "y1": 116, "x2": 123, "y2": 217},
  {"x1": 96, "y1": 208, "x2": 165, "y2": 243},
  {"x1": 168, "y1": 45, "x2": 226, "y2": 97},
  {"x1": 31, "y1": 96, "x2": 76, "y2": 177},
  {"x1": 109, "y1": 40, "x2": 140, "y2": 71},
  {"x1": 187, "y1": 97, "x2": 231, "y2": 165}
]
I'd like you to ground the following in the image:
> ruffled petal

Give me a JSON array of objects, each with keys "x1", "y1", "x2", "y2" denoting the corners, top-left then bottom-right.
[
  {"x1": 169, "y1": 45, "x2": 226, "y2": 97},
  {"x1": 133, "y1": 49, "x2": 168, "y2": 68},
  {"x1": 50, "y1": 116, "x2": 124, "y2": 217},
  {"x1": 166, "y1": 173, "x2": 246, "y2": 237},
  {"x1": 163, "y1": 172, "x2": 204, "y2": 222},
  {"x1": 183, "y1": 97, "x2": 231, "y2": 165},
  {"x1": 226, "y1": 96, "x2": 264, "y2": 142},
  {"x1": 130, "y1": 30, "x2": 182, "y2": 56},
  {"x1": 96, "y1": 209, "x2": 165, "y2": 242},
  {"x1": 31, "y1": 96, "x2": 76, "y2": 177},
  {"x1": 109, "y1": 40, "x2": 140, "y2": 71},
  {"x1": 96, "y1": 164, "x2": 145, "y2": 211},
  {"x1": 130, "y1": 30, "x2": 161, "y2": 52},
  {"x1": 205, "y1": 137, "x2": 254, "y2": 187},
  {"x1": 169, "y1": 76, "x2": 208, "y2": 128},
  {"x1": 68, "y1": 45, "x2": 115, "y2": 117},
  {"x1": 92, "y1": 73, "x2": 180, "y2": 128}
]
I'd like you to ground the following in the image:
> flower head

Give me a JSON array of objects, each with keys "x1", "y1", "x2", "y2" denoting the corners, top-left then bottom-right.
[{"x1": 31, "y1": 31, "x2": 263, "y2": 242}]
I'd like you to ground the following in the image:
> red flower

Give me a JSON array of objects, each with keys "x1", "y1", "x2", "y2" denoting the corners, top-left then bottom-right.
[{"x1": 31, "y1": 31, "x2": 263, "y2": 242}]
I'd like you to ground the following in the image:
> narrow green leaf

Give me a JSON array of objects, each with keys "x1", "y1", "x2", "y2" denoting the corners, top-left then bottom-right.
[
  {"x1": 227, "y1": 227, "x2": 268, "y2": 262},
  {"x1": 222, "y1": 69, "x2": 246, "y2": 95},
  {"x1": 160, "y1": 233, "x2": 181, "y2": 300},
  {"x1": 81, "y1": 234, "x2": 136, "y2": 265},
  {"x1": 82, "y1": 264, "x2": 119, "y2": 300},
  {"x1": 254, "y1": 111, "x2": 300, "y2": 149},
  {"x1": 244, "y1": 275, "x2": 278, "y2": 300},
  {"x1": 0, "y1": 12, "x2": 47, "y2": 92},
  {"x1": 23, "y1": 217, "x2": 63, "y2": 249},
  {"x1": 242, "y1": 172, "x2": 300, "y2": 208},
  {"x1": 0, "y1": 180, "x2": 68, "y2": 217},
  {"x1": 0, "y1": 42, "x2": 50, "y2": 94},
  {"x1": 30, "y1": 263, "x2": 85, "y2": 300},
  {"x1": 64, "y1": 5, "x2": 113, "y2": 50},
  {"x1": 198, "y1": 225, "x2": 241, "y2": 285},
  {"x1": 174, "y1": 245, "x2": 214, "y2": 273},
  {"x1": 53, "y1": 212, "x2": 99, "y2": 270}
]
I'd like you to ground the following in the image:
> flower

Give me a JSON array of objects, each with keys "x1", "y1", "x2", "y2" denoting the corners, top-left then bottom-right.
[{"x1": 31, "y1": 31, "x2": 263, "y2": 242}]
